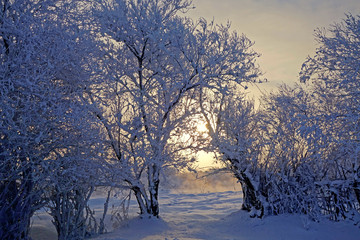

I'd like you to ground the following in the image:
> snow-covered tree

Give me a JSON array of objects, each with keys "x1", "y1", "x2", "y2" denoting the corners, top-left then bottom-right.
[
  {"x1": 300, "y1": 13, "x2": 360, "y2": 220},
  {"x1": 195, "y1": 29, "x2": 262, "y2": 216},
  {"x1": 0, "y1": 1, "x2": 103, "y2": 238},
  {"x1": 202, "y1": 92, "x2": 265, "y2": 217},
  {"x1": 91, "y1": 0, "x2": 261, "y2": 217}
]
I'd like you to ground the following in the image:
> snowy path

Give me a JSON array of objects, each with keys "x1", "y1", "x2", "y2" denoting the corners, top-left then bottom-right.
[
  {"x1": 92, "y1": 190, "x2": 360, "y2": 240},
  {"x1": 156, "y1": 191, "x2": 243, "y2": 239},
  {"x1": 93, "y1": 190, "x2": 244, "y2": 240}
]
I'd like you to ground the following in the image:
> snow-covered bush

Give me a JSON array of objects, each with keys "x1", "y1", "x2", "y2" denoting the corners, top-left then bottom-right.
[
  {"x1": 299, "y1": 13, "x2": 360, "y2": 221},
  {"x1": 254, "y1": 82, "x2": 358, "y2": 221},
  {"x1": 259, "y1": 86, "x2": 324, "y2": 218},
  {"x1": 0, "y1": 1, "x2": 105, "y2": 238}
]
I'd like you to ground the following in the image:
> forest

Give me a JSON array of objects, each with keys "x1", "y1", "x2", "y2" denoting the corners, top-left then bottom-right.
[{"x1": 0, "y1": 0, "x2": 359, "y2": 239}]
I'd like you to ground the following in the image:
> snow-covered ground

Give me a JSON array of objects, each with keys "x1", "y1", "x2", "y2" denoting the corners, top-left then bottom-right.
[{"x1": 30, "y1": 173, "x2": 360, "y2": 240}]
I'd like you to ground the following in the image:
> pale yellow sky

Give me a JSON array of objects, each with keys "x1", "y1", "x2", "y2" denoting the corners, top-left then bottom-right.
[
  {"x1": 186, "y1": 0, "x2": 360, "y2": 168},
  {"x1": 187, "y1": 0, "x2": 360, "y2": 91}
]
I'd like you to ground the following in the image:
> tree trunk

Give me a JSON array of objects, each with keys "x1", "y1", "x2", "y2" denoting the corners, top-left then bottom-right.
[
  {"x1": 0, "y1": 180, "x2": 33, "y2": 240},
  {"x1": 132, "y1": 186, "x2": 151, "y2": 216},
  {"x1": 234, "y1": 171, "x2": 264, "y2": 218},
  {"x1": 148, "y1": 164, "x2": 160, "y2": 217},
  {"x1": 353, "y1": 181, "x2": 360, "y2": 209},
  {"x1": 50, "y1": 188, "x2": 93, "y2": 240},
  {"x1": 131, "y1": 165, "x2": 161, "y2": 218}
]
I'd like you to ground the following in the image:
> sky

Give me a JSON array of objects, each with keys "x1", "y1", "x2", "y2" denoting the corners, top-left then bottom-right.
[
  {"x1": 186, "y1": 0, "x2": 360, "y2": 169},
  {"x1": 186, "y1": 0, "x2": 360, "y2": 94}
]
